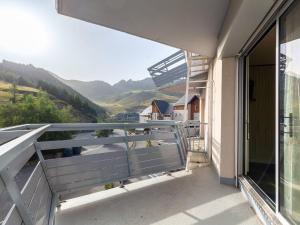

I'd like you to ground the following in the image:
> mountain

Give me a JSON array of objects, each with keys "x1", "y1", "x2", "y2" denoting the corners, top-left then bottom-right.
[
  {"x1": 63, "y1": 77, "x2": 180, "y2": 114},
  {"x1": 63, "y1": 78, "x2": 156, "y2": 101},
  {"x1": 62, "y1": 80, "x2": 114, "y2": 100},
  {"x1": 97, "y1": 90, "x2": 179, "y2": 114},
  {"x1": 113, "y1": 78, "x2": 155, "y2": 93},
  {"x1": 0, "y1": 60, "x2": 106, "y2": 121}
]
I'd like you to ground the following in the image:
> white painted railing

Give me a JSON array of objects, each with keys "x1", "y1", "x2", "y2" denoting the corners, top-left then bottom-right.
[
  {"x1": 0, "y1": 122, "x2": 187, "y2": 225},
  {"x1": 181, "y1": 120, "x2": 208, "y2": 152}
]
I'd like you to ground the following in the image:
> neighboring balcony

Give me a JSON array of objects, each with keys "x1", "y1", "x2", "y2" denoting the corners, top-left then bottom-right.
[{"x1": 0, "y1": 122, "x2": 258, "y2": 225}]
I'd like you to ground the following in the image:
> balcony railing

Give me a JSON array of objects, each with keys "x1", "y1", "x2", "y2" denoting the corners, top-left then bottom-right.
[
  {"x1": 0, "y1": 122, "x2": 187, "y2": 225},
  {"x1": 183, "y1": 120, "x2": 208, "y2": 153},
  {"x1": 148, "y1": 50, "x2": 187, "y2": 88}
]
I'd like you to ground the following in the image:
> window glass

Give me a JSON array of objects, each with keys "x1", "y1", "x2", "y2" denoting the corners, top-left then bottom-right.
[{"x1": 279, "y1": 1, "x2": 300, "y2": 223}]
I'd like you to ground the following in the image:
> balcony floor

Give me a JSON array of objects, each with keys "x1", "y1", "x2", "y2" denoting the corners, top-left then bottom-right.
[{"x1": 55, "y1": 166, "x2": 260, "y2": 225}]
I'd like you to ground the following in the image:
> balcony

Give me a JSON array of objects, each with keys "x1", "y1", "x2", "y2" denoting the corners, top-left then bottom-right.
[
  {"x1": 0, "y1": 122, "x2": 258, "y2": 225},
  {"x1": 56, "y1": 166, "x2": 258, "y2": 225}
]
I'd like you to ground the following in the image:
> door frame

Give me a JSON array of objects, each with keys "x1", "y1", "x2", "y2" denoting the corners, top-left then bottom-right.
[
  {"x1": 243, "y1": 23, "x2": 277, "y2": 208},
  {"x1": 235, "y1": 0, "x2": 294, "y2": 223}
]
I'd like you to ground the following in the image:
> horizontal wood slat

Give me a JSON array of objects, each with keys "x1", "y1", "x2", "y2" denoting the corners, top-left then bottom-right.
[
  {"x1": 49, "y1": 164, "x2": 128, "y2": 186},
  {"x1": 131, "y1": 162, "x2": 182, "y2": 177},
  {"x1": 45, "y1": 151, "x2": 126, "y2": 168},
  {"x1": 55, "y1": 171, "x2": 129, "y2": 193},
  {"x1": 46, "y1": 157, "x2": 127, "y2": 177},
  {"x1": 130, "y1": 156, "x2": 180, "y2": 170},
  {"x1": 129, "y1": 144, "x2": 177, "y2": 156},
  {"x1": 38, "y1": 133, "x2": 176, "y2": 151},
  {"x1": 45, "y1": 122, "x2": 176, "y2": 131}
]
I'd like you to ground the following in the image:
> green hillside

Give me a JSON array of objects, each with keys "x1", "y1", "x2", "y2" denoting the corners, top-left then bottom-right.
[
  {"x1": 0, "y1": 60, "x2": 106, "y2": 122},
  {"x1": 97, "y1": 90, "x2": 179, "y2": 114},
  {"x1": 0, "y1": 81, "x2": 97, "y2": 123},
  {"x1": 0, "y1": 81, "x2": 39, "y2": 103}
]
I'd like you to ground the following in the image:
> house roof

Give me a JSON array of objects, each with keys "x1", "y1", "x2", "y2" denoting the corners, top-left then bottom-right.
[
  {"x1": 140, "y1": 106, "x2": 152, "y2": 116},
  {"x1": 152, "y1": 100, "x2": 172, "y2": 114},
  {"x1": 174, "y1": 94, "x2": 199, "y2": 106}
]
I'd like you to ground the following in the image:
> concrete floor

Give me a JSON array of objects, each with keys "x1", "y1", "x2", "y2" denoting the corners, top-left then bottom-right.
[{"x1": 55, "y1": 166, "x2": 260, "y2": 225}]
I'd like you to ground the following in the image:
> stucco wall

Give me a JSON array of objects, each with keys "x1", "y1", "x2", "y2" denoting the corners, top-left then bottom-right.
[
  {"x1": 220, "y1": 57, "x2": 236, "y2": 182},
  {"x1": 173, "y1": 110, "x2": 184, "y2": 121},
  {"x1": 210, "y1": 57, "x2": 236, "y2": 184},
  {"x1": 211, "y1": 58, "x2": 222, "y2": 176}
]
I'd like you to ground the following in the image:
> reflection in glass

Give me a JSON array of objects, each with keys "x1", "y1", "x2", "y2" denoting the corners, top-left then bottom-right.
[
  {"x1": 247, "y1": 26, "x2": 276, "y2": 204},
  {"x1": 279, "y1": 1, "x2": 300, "y2": 223}
]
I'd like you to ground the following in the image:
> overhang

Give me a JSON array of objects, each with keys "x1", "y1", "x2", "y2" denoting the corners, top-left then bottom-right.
[
  {"x1": 56, "y1": 0, "x2": 276, "y2": 58},
  {"x1": 56, "y1": 0, "x2": 230, "y2": 57}
]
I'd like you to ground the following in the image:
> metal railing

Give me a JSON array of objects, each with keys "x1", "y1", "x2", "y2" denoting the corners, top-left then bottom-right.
[
  {"x1": 0, "y1": 122, "x2": 187, "y2": 225},
  {"x1": 148, "y1": 50, "x2": 187, "y2": 88},
  {"x1": 179, "y1": 120, "x2": 208, "y2": 153}
]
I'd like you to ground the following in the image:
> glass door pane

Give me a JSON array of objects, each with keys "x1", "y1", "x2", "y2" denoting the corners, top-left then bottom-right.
[
  {"x1": 279, "y1": 1, "x2": 300, "y2": 223},
  {"x1": 245, "y1": 25, "x2": 276, "y2": 204}
]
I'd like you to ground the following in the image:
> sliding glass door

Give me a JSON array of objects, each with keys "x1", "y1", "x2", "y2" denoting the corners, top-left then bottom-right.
[
  {"x1": 245, "y1": 25, "x2": 276, "y2": 204},
  {"x1": 279, "y1": 1, "x2": 300, "y2": 223},
  {"x1": 242, "y1": 1, "x2": 300, "y2": 223}
]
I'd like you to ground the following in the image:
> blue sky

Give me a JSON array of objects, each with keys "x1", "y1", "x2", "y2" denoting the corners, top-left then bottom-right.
[{"x1": 0, "y1": 0, "x2": 178, "y2": 84}]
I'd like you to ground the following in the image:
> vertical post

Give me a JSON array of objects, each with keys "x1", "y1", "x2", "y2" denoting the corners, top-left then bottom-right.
[
  {"x1": 184, "y1": 51, "x2": 190, "y2": 122},
  {"x1": 123, "y1": 126, "x2": 131, "y2": 178},
  {"x1": 207, "y1": 62, "x2": 213, "y2": 164},
  {"x1": 177, "y1": 123, "x2": 188, "y2": 155},
  {"x1": 35, "y1": 143, "x2": 55, "y2": 193},
  {"x1": 186, "y1": 121, "x2": 191, "y2": 151},
  {"x1": 48, "y1": 193, "x2": 58, "y2": 225},
  {"x1": 0, "y1": 171, "x2": 34, "y2": 225},
  {"x1": 174, "y1": 125, "x2": 185, "y2": 165}
]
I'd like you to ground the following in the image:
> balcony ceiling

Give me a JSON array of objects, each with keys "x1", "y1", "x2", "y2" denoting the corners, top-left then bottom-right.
[{"x1": 56, "y1": 0, "x2": 230, "y2": 57}]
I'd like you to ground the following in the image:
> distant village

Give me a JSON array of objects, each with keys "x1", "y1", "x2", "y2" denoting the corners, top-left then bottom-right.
[{"x1": 114, "y1": 94, "x2": 204, "y2": 123}]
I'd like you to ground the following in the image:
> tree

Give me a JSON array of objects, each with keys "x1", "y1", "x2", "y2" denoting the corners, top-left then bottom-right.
[
  {"x1": 9, "y1": 83, "x2": 17, "y2": 103},
  {"x1": 0, "y1": 91, "x2": 77, "y2": 127}
]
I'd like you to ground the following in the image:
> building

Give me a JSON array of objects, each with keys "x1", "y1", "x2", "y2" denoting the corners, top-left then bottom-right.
[
  {"x1": 1, "y1": 1, "x2": 299, "y2": 225},
  {"x1": 139, "y1": 100, "x2": 174, "y2": 123},
  {"x1": 53, "y1": 1, "x2": 300, "y2": 223},
  {"x1": 139, "y1": 106, "x2": 151, "y2": 123},
  {"x1": 173, "y1": 94, "x2": 204, "y2": 121},
  {"x1": 114, "y1": 112, "x2": 139, "y2": 122},
  {"x1": 151, "y1": 100, "x2": 173, "y2": 120}
]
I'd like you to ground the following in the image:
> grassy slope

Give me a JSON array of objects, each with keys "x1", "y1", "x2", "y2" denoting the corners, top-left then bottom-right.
[
  {"x1": 0, "y1": 81, "x2": 39, "y2": 103},
  {"x1": 0, "y1": 81, "x2": 95, "y2": 122},
  {"x1": 97, "y1": 90, "x2": 179, "y2": 114}
]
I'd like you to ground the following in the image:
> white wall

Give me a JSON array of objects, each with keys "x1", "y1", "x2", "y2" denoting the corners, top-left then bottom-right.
[
  {"x1": 209, "y1": 56, "x2": 236, "y2": 184},
  {"x1": 173, "y1": 110, "x2": 185, "y2": 121},
  {"x1": 211, "y1": 58, "x2": 222, "y2": 176}
]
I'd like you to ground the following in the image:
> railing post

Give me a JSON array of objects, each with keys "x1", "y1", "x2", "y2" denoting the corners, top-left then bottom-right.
[
  {"x1": 176, "y1": 124, "x2": 187, "y2": 161},
  {"x1": 123, "y1": 126, "x2": 132, "y2": 178},
  {"x1": 35, "y1": 142, "x2": 55, "y2": 193},
  {"x1": 185, "y1": 121, "x2": 192, "y2": 151},
  {"x1": 0, "y1": 171, "x2": 34, "y2": 225},
  {"x1": 173, "y1": 125, "x2": 185, "y2": 166},
  {"x1": 179, "y1": 122, "x2": 188, "y2": 152}
]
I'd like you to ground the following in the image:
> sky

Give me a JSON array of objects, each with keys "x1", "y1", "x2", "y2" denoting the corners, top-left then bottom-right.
[{"x1": 0, "y1": 0, "x2": 178, "y2": 84}]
